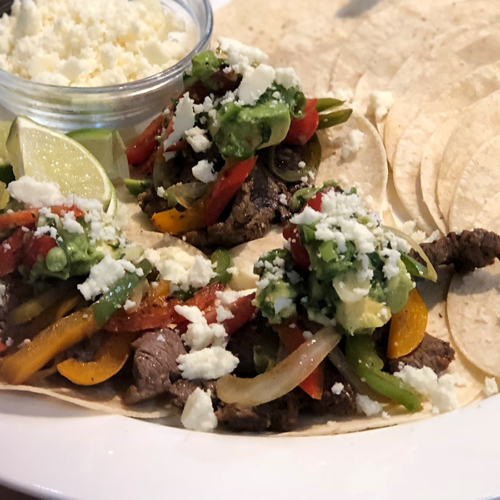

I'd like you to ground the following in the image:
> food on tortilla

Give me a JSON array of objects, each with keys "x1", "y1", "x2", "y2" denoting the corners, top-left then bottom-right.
[
  {"x1": 125, "y1": 38, "x2": 353, "y2": 249},
  {"x1": 0, "y1": 170, "x2": 486, "y2": 434}
]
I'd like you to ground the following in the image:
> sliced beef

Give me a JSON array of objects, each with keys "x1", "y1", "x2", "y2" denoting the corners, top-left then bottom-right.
[
  {"x1": 417, "y1": 229, "x2": 500, "y2": 274},
  {"x1": 167, "y1": 379, "x2": 217, "y2": 408},
  {"x1": 216, "y1": 392, "x2": 300, "y2": 433},
  {"x1": 184, "y1": 162, "x2": 295, "y2": 248},
  {"x1": 138, "y1": 186, "x2": 170, "y2": 219},
  {"x1": 0, "y1": 276, "x2": 32, "y2": 344},
  {"x1": 387, "y1": 333, "x2": 455, "y2": 374},
  {"x1": 374, "y1": 325, "x2": 455, "y2": 375},
  {"x1": 301, "y1": 363, "x2": 357, "y2": 417},
  {"x1": 125, "y1": 328, "x2": 186, "y2": 404}
]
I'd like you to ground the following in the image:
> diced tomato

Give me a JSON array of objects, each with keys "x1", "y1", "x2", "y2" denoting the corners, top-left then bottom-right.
[
  {"x1": 126, "y1": 115, "x2": 163, "y2": 166},
  {"x1": 0, "y1": 205, "x2": 84, "y2": 232},
  {"x1": 104, "y1": 282, "x2": 225, "y2": 332},
  {"x1": 272, "y1": 320, "x2": 324, "y2": 400},
  {"x1": 284, "y1": 99, "x2": 320, "y2": 146},
  {"x1": 22, "y1": 233, "x2": 57, "y2": 268},
  {"x1": 0, "y1": 341, "x2": 8, "y2": 354},
  {"x1": 205, "y1": 157, "x2": 257, "y2": 227},
  {"x1": 0, "y1": 228, "x2": 25, "y2": 278},
  {"x1": 283, "y1": 224, "x2": 310, "y2": 272}
]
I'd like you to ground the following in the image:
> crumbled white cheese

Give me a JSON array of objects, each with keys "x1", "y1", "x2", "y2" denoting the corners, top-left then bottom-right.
[
  {"x1": 175, "y1": 304, "x2": 227, "y2": 351},
  {"x1": 8, "y1": 177, "x2": 65, "y2": 207},
  {"x1": 0, "y1": 283, "x2": 6, "y2": 307},
  {"x1": 164, "y1": 94, "x2": 196, "y2": 151},
  {"x1": 216, "y1": 289, "x2": 254, "y2": 306},
  {"x1": 180, "y1": 388, "x2": 217, "y2": 432},
  {"x1": 218, "y1": 37, "x2": 268, "y2": 74},
  {"x1": 0, "y1": 0, "x2": 193, "y2": 87},
  {"x1": 274, "y1": 297, "x2": 292, "y2": 314},
  {"x1": 177, "y1": 346, "x2": 239, "y2": 380},
  {"x1": 484, "y1": 377, "x2": 499, "y2": 397},
  {"x1": 34, "y1": 225, "x2": 58, "y2": 239},
  {"x1": 237, "y1": 63, "x2": 275, "y2": 105},
  {"x1": 78, "y1": 254, "x2": 139, "y2": 301},
  {"x1": 156, "y1": 333, "x2": 166, "y2": 342},
  {"x1": 192, "y1": 159, "x2": 216, "y2": 183},
  {"x1": 157, "y1": 186, "x2": 166, "y2": 198},
  {"x1": 5, "y1": 337, "x2": 13, "y2": 347},
  {"x1": 18, "y1": 338, "x2": 31, "y2": 348},
  {"x1": 279, "y1": 193, "x2": 288, "y2": 206},
  {"x1": 331, "y1": 382, "x2": 344, "y2": 395},
  {"x1": 185, "y1": 127, "x2": 211, "y2": 153},
  {"x1": 290, "y1": 206, "x2": 324, "y2": 225},
  {"x1": 368, "y1": 91, "x2": 394, "y2": 122},
  {"x1": 274, "y1": 67, "x2": 302, "y2": 89},
  {"x1": 395, "y1": 366, "x2": 459, "y2": 414},
  {"x1": 341, "y1": 129, "x2": 364, "y2": 159},
  {"x1": 356, "y1": 394, "x2": 383, "y2": 416},
  {"x1": 216, "y1": 305, "x2": 234, "y2": 322},
  {"x1": 61, "y1": 211, "x2": 84, "y2": 234},
  {"x1": 298, "y1": 161, "x2": 306, "y2": 169},
  {"x1": 123, "y1": 300, "x2": 136, "y2": 311},
  {"x1": 381, "y1": 248, "x2": 401, "y2": 280}
]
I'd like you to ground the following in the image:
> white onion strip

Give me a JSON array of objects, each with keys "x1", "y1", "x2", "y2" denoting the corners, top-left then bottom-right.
[
  {"x1": 382, "y1": 225, "x2": 438, "y2": 282},
  {"x1": 216, "y1": 326, "x2": 341, "y2": 406}
]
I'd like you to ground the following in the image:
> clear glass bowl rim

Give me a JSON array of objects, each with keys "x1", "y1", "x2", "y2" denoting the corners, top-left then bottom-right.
[{"x1": 0, "y1": 0, "x2": 213, "y2": 96}]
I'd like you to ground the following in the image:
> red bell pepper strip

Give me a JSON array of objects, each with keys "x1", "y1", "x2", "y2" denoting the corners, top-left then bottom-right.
[
  {"x1": 205, "y1": 157, "x2": 257, "y2": 227},
  {"x1": 284, "y1": 99, "x2": 319, "y2": 146},
  {"x1": 126, "y1": 115, "x2": 163, "y2": 166},
  {"x1": 0, "y1": 341, "x2": 8, "y2": 354},
  {"x1": 22, "y1": 233, "x2": 57, "y2": 268},
  {"x1": 283, "y1": 224, "x2": 310, "y2": 273},
  {"x1": 0, "y1": 205, "x2": 84, "y2": 232},
  {"x1": 104, "y1": 282, "x2": 225, "y2": 332},
  {"x1": 272, "y1": 320, "x2": 324, "y2": 400},
  {"x1": 0, "y1": 228, "x2": 25, "y2": 278},
  {"x1": 178, "y1": 292, "x2": 256, "y2": 335}
]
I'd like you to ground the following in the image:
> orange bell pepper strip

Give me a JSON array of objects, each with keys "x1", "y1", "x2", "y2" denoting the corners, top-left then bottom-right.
[
  {"x1": 272, "y1": 320, "x2": 324, "y2": 400},
  {"x1": 1, "y1": 308, "x2": 98, "y2": 385},
  {"x1": 387, "y1": 288, "x2": 428, "y2": 359},
  {"x1": 57, "y1": 331, "x2": 138, "y2": 386}
]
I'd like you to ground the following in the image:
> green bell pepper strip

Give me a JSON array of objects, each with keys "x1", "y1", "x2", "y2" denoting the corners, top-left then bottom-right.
[
  {"x1": 210, "y1": 249, "x2": 234, "y2": 285},
  {"x1": 401, "y1": 253, "x2": 432, "y2": 281},
  {"x1": 124, "y1": 178, "x2": 153, "y2": 197},
  {"x1": 315, "y1": 98, "x2": 345, "y2": 113},
  {"x1": 266, "y1": 133, "x2": 322, "y2": 183},
  {"x1": 317, "y1": 108, "x2": 353, "y2": 130},
  {"x1": 92, "y1": 259, "x2": 153, "y2": 328},
  {"x1": 345, "y1": 335, "x2": 422, "y2": 413}
]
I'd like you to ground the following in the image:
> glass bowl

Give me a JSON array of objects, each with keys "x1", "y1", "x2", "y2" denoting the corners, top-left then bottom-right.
[{"x1": 0, "y1": 0, "x2": 213, "y2": 134}]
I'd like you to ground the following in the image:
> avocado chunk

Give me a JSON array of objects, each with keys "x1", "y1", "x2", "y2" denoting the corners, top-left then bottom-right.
[
  {"x1": 385, "y1": 260, "x2": 414, "y2": 314},
  {"x1": 336, "y1": 296, "x2": 391, "y2": 335}
]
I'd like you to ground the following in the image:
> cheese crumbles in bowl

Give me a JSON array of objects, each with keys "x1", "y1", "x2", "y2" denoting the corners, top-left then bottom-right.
[{"x1": 0, "y1": 0, "x2": 212, "y2": 132}]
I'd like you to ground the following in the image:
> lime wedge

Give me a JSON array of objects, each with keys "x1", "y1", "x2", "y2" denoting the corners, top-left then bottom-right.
[
  {"x1": 6, "y1": 117, "x2": 115, "y2": 212},
  {"x1": 67, "y1": 128, "x2": 129, "y2": 180}
]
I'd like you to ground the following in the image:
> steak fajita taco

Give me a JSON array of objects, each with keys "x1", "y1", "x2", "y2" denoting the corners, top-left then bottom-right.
[{"x1": 124, "y1": 38, "x2": 387, "y2": 251}]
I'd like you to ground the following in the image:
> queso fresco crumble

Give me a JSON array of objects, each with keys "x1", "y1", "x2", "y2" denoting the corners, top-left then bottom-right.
[{"x1": 0, "y1": 0, "x2": 195, "y2": 87}]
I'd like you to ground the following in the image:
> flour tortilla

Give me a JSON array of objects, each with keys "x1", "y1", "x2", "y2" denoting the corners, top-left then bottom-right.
[
  {"x1": 475, "y1": 192, "x2": 500, "y2": 234},
  {"x1": 314, "y1": 110, "x2": 388, "y2": 211},
  {"x1": 392, "y1": 62, "x2": 500, "y2": 234},
  {"x1": 437, "y1": 90, "x2": 500, "y2": 222},
  {"x1": 447, "y1": 261, "x2": 500, "y2": 378},
  {"x1": 384, "y1": 23, "x2": 500, "y2": 166},
  {"x1": 449, "y1": 135, "x2": 500, "y2": 231}
]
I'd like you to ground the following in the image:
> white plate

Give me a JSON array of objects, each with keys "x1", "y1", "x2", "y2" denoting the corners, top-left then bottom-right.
[{"x1": 2, "y1": 391, "x2": 500, "y2": 500}]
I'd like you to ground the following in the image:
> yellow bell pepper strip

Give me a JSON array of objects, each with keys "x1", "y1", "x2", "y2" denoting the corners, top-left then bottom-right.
[
  {"x1": 56, "y1": 331, "x2": 138, "y2": 386},
  {"x1": 152, "y1": 199, "x2": 207, "y2": 235},
  {"x1": 1, "y1": 308, "x2": 98, "y2": 385},
  {"x1": 1, "y1": 260, "x2": 153, "y2": 385},
  {"x1": 23, "y1": 291, "x2": 82, "y2": 339},
  {"x1": 8, "y1": 282, "x2": 73, "y2": 325},
  {"x1": 387, "y1": 288, "x2": 428, "y2": 359},
  {"x1": 92, "y1": 259, "x2": 153, "y2": 328},
  {"x1": 345, "y1": 335, "x2": 422, "y2": 413}
]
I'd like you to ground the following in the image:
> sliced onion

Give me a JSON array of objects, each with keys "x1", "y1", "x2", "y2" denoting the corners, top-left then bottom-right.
[
  {"x1": 327, "y1": 347, "x2": 385, "y2": 401},
  {"x1": 382, "y1": 225, "x2": 438, "y2": 282},
  {"x1": 216, "y1": 326, "x2": 341, "y2": 406}
]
